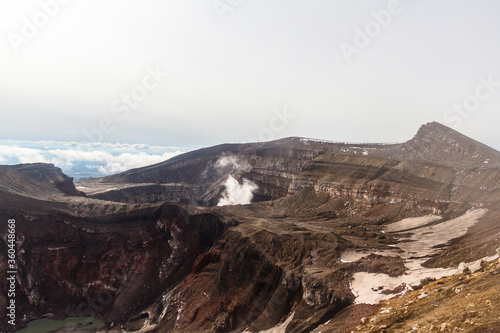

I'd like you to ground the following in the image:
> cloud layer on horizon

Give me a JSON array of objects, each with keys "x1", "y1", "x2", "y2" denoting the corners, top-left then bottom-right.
[{"x1": 0, "y1": 140, "x2": 188, "y2": 178}]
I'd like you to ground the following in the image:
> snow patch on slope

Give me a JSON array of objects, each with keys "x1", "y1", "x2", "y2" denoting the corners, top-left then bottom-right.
[{"x1": 347, "y1": 209, "x2": 489, "y2": 305}]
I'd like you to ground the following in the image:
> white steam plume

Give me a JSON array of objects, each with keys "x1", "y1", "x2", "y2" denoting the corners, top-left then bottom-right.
[
  {"x1": 217, "y1": 175, "x2": 258, "y2": 206},
  {"x1": 215, "y1": 155, "x2": 251, "y2": 172}
]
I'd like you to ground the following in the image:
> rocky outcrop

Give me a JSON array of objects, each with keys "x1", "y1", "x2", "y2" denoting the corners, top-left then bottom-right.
[
  {"x1": 151, "y1": 222, "x2": 353, "y2": 333},
  {"x1": 79, "y1": 122, "x2": 500, "y2": 209},
  {"x1": 0, "y1": 178, "x2": 227, "y2": 332},
  {"x1": 2, "y1": 122, "x2": 500, "y2": 333},
  {"x1": 0, "y1": 163, "x2": 84, "y2": 199}
]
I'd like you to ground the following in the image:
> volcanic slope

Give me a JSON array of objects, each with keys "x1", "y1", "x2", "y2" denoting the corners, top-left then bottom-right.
[
  {"x1": 79, "y1": 121, "x2": 500, "y2": 207},
  {"x1": 1, "y1": 122, "x2": 500, "y2": 332}
]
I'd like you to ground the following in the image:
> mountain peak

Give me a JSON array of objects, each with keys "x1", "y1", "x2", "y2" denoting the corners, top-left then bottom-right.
[
  {"x1": 402, "y1": 121, "x2": 500, "y2": 166},
  {"x1": 414, "y1": 121, "x2": 463, "y2": 139}
]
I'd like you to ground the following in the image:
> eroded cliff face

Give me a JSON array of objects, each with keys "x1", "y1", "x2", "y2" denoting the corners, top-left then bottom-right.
[
  {"x1": 1, "y1": 122, "x2": 500, "y2": 333},
  {"x1": 0, "y1": 163, "x2": 84, "y2": 201},
  {"x1": 152, "y1": 221, "x2": 353, "y2": 333},
  {"x1": 0, "y1": 171, "x2": 227, "y2": 332},
  {"x1": 79, "y1": 143, "x2": 320, "y2": 206},
  {"x1": 79, "y1": 123, "x2": 500, "y2": 211}
]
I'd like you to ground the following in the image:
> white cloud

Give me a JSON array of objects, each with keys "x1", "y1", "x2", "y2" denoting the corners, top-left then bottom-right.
[
  {"x1": 0, "y1": 141, "x2": 187, "y2": 177},
  {"x1": 86, "y1": 151, "x2": 181, "y2": 174},
  {"x1": 0, "y1": 145, "x2": 49, "y2": 164}
]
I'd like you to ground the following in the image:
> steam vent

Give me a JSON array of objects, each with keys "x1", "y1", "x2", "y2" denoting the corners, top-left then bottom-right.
[{"x1": 1, "y1": 122, "x2": 500, "y2": 332}]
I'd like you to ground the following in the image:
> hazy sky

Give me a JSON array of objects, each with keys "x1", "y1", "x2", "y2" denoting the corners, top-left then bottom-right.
[{"x1": 1, "y1": 0, "x2": 500, "y2": 150}]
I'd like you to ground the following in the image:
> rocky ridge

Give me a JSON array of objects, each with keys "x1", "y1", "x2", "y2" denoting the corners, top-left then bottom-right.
[{"x1": 0, "y1": 122, "x2": 499, "y2": 332}]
